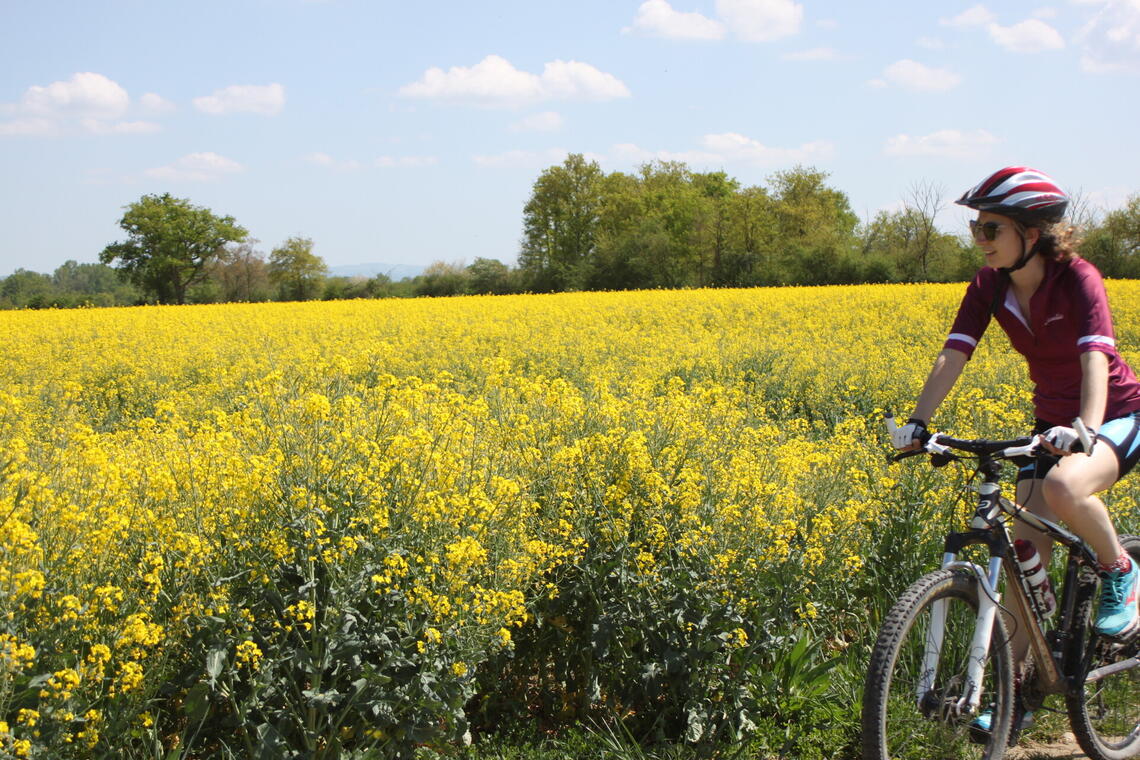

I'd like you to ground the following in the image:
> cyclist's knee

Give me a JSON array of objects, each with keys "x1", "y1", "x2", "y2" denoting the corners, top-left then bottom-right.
[{"x1": 1041, "y1": 469, "x2": 1087, "y2": 512}]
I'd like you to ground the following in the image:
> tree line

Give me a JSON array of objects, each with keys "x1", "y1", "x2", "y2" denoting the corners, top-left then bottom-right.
[
  {"x1": 3, "y1": 163, "x2": 1139, "y2": 309},
  {"x1": 515, "y1": 155, "x2": 1140, "y2": 291}
]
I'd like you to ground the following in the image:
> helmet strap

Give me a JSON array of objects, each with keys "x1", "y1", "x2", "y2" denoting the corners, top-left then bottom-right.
[{"x1": 999, "y1": 225, "x2": 1039, "y2": 274}]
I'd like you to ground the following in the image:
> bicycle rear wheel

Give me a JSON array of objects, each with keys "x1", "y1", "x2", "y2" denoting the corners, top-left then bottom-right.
[
  {"x1": 863, "y1": 568, "x2": 1015, "y2": 760},
  {"x1": 1067, "y1": 535, "x2": 1140, "y2": 760}
]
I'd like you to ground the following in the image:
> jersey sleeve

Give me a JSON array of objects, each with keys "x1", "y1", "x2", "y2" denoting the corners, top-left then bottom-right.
[
  {"x1": 1070, "y1": 261, "x2": 1117, "y2": 355},
  {"x1": 943, "y1": 271, "x2": 994, "y2": 359}
]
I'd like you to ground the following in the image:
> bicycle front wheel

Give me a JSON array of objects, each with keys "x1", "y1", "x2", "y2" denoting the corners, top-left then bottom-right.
[
  {"x1": 1067, "y1": 535, "x2": 1140, "y2": 760},
  {"x1": 862, "y1": 568, "x2": 1015, "y2": 760}
]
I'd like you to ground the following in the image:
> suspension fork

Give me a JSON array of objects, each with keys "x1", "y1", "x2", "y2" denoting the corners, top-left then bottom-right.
[
  {"x1": 917, "y1": 551, "x2": 1005, "y2": 713},
  {"x1": 917, "y1": 476, "x2": 1007, "y2": 714}
]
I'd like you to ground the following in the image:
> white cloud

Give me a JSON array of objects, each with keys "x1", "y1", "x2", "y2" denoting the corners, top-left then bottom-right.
[
  {"x1": 540, "y1": 60, "x2": 632, "y2": 100},
  {"x1": 473, "y1": 148, "x2": 575, "y2": 169},
  {"x1": 607, "y1": 134, "x2": 833, "y2": 168},
  {"x1": 0, "y1": 117, "x2": 57, "y2": 137},
  {"x1": 782, "y1": 46, "x2": 840, "y2": 61},
  {"x1": 306, "y1": 152, "x2": 436, "y2": 170},
  {"x1": 193, "y1": 83, "x2": 285, "y2": 115},
  {"x1": 715, "y1": 0, "x2": 803, "y2": 41},
  {"x1": 510, "y1": 111, "x2": 564, "y2": 132},
  {"x1": 139, "y1": 92, "x2": 176, "y2": 114},
  {"x1": 306, "y1": 152, "x2": 337, "y2": 167},
  {"x1": 21, "y1": 72, "x2": 129, "y2": 117},
  {"x1": 1077, "y1": 0, "x2": 1140, "y2": 74},
  {"x1": 611, "y1": 142, "x2": 725, "y2": 165},
  {"x1": 987, "y1": 18, "x2": 1065, "y2": 52},
  {"x1": 0, "y1": 72, "x2": 172, "y2": 136},
  {"x1": 305, "y1": 152, "x2": 362, "y2": 171},
  {"x1": 624, "y1": 0, "x2": 725, "y2": 40},
  {"x1": 144, "y1": 152, "x2": 245, "y2": 182},
  {"x1": 877, "y1": 59, "x2": 962, "y2": 91},
  {"x1": 942, "y1": 6, "x2": 1065, "y2": 54},
  {"x1": 940, "y1": 4, "x2": 996, "y2": 27},
  {"x1": 700, "y1": 132, "x2": 835, "y2": 165},
  {"x1": 399, "y1": 55, "x2": 630, "y2": 107},
  {"x1": 82, "y1": 119, "x2": 161, "y2": 135},
  {"x1": 883, "y1": 129, "x2": 999, "y2": 158}
]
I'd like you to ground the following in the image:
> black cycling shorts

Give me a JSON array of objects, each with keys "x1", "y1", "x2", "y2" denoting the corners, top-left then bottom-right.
[{"x1": 1017, "y1": 411, "x2": 1140, "y2": 483}]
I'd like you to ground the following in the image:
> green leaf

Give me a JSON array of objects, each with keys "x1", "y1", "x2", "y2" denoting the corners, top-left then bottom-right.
[
  {"x1": 206, "y1": 648, "x2": 227, "y2": 684},
  {"x1": 184, "y1": 682, "x2": 211, "y2": 724}
]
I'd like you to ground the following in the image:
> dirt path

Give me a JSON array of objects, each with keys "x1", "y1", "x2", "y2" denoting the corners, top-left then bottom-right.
[{"x1": 1008, "y1": 733, "x2": 1087, "y2": 759}]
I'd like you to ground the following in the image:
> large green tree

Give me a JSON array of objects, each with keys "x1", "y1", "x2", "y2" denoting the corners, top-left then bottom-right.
[
  {"x1": 466, "y1": 257, "x2": 513, "y2": 295},
  {"x1": 518, "y1": 153, "x2": 605, "y2": 291},
  {"x1": 768, "y1": 166, "x2": 859, "y2": 285},
  {"x1": 100, "y1": 193, "x2": 248, "y2": 304},
  {"x1": 268, "y1": 236, "x2": 328, "y2": 301},
  {"x1": 0, "y1": 269, "x2": 55, "y2": 308}
]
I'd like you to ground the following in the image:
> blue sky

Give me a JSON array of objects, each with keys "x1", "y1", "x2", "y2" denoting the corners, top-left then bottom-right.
[{"x1": 2, "y1": 0, "x2": 1139, "y2": 277}]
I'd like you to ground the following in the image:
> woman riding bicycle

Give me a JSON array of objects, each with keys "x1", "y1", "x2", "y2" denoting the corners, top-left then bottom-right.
[{"x1": 892, "y1": 166, "x2": 1140, "y2": 733}]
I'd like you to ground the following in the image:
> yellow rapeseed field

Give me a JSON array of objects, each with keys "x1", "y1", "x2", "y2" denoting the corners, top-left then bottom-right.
[{"x1": 2, "y1": 282, "x2": 1139, "y2": 757}]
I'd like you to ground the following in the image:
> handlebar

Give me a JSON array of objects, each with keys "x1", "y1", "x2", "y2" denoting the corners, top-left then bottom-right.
[{"x1": 885, "y1": 413, "x2": 1038, "y2": 463}]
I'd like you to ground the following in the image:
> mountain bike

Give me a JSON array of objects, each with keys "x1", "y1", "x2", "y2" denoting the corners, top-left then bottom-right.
[{"x1": 861, "y1": 416, "x2": 1140, "y2": 760}]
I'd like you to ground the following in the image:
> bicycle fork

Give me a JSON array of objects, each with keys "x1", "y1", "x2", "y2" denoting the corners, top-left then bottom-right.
[{"x1": 917, "y1": 553, "x2": 1005, "y2": 716}]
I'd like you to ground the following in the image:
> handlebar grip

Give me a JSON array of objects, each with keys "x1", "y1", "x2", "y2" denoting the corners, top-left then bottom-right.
[{"x1": 1073, "y1": 417, "x2": 1094, "y2": 452}]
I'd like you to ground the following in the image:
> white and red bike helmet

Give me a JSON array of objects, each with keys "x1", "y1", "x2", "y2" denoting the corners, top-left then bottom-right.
[{"x1": 955, "y1": 166, "x2": 1069, "y2": 226}]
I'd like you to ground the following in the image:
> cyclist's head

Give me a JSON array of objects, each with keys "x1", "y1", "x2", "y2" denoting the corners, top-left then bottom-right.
[
  {"x1": 956, "y1": 166, "x2": 1069, "y2": 229},
  {"x1": 957, "y1": 167, "x2": 1074, "y2": 269}
]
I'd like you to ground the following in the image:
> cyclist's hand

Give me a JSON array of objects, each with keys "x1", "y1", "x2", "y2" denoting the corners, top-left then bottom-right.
[
  {"x1": 892, "y1": 418, "x2": 927, "y2": 451},
  {"x1": 1039, "y1": 425, "x2": 1080, "y2": 455}
]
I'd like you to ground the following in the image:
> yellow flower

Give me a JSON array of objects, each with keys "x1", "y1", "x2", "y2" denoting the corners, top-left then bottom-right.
[
  {"x1": 235, "y1": 640, "x2": 263, "y2": 669},
  {"x1": 114, "y1": 661, "x2": 145, "y2": 694}
]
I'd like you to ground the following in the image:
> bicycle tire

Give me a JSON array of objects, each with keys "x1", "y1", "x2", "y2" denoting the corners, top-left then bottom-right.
[
  {"x1": 863, "y1": 567, "x2": 1015, "y2": 760},
  {"x1": 1067, "y1": 534, "x2": 1140, "y2": 760}
]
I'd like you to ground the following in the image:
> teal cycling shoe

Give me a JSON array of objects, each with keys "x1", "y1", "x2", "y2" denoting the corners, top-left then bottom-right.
[
  {"x1": 1095, "y1": 561, "x2": 1139, "y2": 639},
  {"x1": 969, "y1": 706, "x2": 1034, "y2": 745}
]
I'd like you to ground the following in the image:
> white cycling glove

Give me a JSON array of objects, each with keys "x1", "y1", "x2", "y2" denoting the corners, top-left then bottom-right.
[
  {"x1": 1041, "y1": 425, "x2": 1094, "y2": 453},
  {"x1": 892, "y1": 418, "x2": 927, "y2": 449}
]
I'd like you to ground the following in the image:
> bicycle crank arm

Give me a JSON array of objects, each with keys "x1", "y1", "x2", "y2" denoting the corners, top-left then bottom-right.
[{"x1": 1083, "y1": 656, "x2": 1139, "y2": 683}]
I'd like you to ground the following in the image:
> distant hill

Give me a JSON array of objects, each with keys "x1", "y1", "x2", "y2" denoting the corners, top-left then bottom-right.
[{"x1": 327, "y1": 263, "x2": 425, "y2": 281}]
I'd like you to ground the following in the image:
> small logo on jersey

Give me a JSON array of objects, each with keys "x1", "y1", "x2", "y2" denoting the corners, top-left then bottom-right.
[{"x1": 1044, "y1": 313, "x2": 1064, "y2": 326}]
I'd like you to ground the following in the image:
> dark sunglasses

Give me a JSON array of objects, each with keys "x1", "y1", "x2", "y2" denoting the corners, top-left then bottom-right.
[{"x1": 969, "y1": 219, "x2": 1006, "y2": 242}]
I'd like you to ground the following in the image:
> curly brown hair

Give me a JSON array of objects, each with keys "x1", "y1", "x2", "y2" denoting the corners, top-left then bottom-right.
[{"x1": 1018, "y1": 221, "x2": 1080, "y2": 261}]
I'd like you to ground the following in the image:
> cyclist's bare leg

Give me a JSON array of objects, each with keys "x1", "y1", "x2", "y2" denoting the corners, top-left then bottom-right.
[
  {"x1": 1041, "y1": 444, "x2": 1124, "y2": 566},
  {"x1": 1008, "y1": 445, "x2": 1124, "y2": 665}
]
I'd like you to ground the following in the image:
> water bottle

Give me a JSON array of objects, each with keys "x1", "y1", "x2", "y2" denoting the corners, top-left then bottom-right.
[{"x1": 1015, "y1": 539, "x2": 1057, "y2": 619}]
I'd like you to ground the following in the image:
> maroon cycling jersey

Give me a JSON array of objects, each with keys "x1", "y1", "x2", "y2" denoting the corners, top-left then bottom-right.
[{"x1": 944, "y1": 256, "x2": 1140, "y2": 424}]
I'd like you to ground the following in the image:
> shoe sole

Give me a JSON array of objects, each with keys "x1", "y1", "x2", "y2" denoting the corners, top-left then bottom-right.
[{"x1": 1096, "y1": 614, "x2": 1140, "y2": 640}]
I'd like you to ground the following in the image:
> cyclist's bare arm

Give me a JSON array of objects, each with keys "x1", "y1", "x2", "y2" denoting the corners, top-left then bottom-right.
[
  {"x1": 1078, "y1": 350, "x2": 1108, "y2": 432},
  {"x1": 903, "y1": 348, "x2": 969, "y2": 449}
]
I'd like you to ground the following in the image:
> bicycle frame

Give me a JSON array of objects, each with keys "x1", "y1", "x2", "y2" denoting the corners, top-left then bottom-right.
[{"x1": 919, "y1": 452, "x2": 1102, "y2": 712}]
